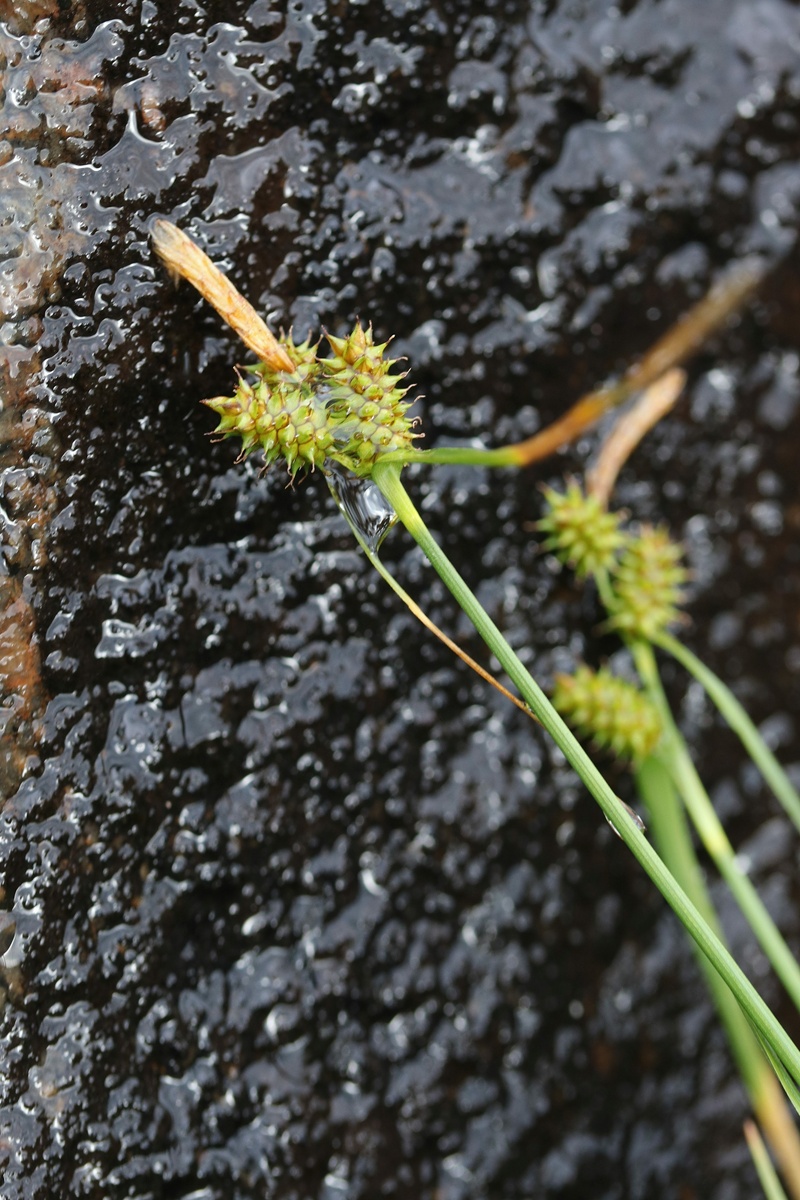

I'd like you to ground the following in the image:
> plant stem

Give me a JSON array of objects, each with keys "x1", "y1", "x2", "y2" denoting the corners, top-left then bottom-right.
[
  {"x1": 655, "y1": 631, "x2": 800, "y2": 834},
  {"x1": 746, "y1": 1119, "x2": 793, "y2": 1200},
  {"x1": 376, "y1": 444, "x2": 519, "y2": 468},
  {"x1": 632, "y1": 639, "x2": 800, "y2": 1014},
  {"x1": 380, "y1": 258, "x2": 767, "y2": 474},
  {"x1": 637, "y1": 755, "x2": 800, "y2": 1199},
  {"x1": 339, "y1": 510, "x2": 534, "y2": 719},
  {"x1": 372, "y1": 461, "x2": 800, "y2": 1091}
]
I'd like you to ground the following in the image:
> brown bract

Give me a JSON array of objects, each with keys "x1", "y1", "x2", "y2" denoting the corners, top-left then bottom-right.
[
  {"x1": 587, "y1": 368, "x2": 686, "y2": 507},
  {"x1": 505, "y1": 257, "x2": 767, "y2": 470},
  {"x1": 151, "y1": 220, "x2": 295, "y2": 374}
]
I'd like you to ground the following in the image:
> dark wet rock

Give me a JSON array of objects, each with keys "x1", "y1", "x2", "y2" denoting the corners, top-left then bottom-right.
[{"x1": 2, "y1": 1, "x2": 800, "y2": 1197}]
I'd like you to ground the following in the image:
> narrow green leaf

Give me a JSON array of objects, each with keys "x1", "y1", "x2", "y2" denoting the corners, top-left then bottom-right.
[{"x1": 374, "y1": 462, "x2": 800, "y2": 1095}]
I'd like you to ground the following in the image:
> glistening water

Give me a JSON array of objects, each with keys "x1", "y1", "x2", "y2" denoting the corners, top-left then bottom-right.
[
  {"x1": 605, "y1": 802, "x2": 647, "y2": 839},
  {"x1": 325, "y1": 461, "x2": 398, "y2": 555},
  {"x1": 2, "y1": 3, "x2": 800, "y2": 1198}
]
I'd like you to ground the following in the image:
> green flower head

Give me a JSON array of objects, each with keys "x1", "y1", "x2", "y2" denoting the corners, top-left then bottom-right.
[
  {"x1": 553, "y1": 664, "x2": 663, "y2": 765},
  {"x1": 536, "y1": 481, "x2": 626, "y2": 579},
  {"x1": 203, "y1": 334, "x2": 331, "y2": 478},
  {"x1": 606, "y1": 525, "x2": 688, "y2": 640},
  {"x1": 319, "y1": 322, "x2": 418, "y2": 476},
  {"x1": 204, "y1": 323, "x2": 418, "y2": 479}
]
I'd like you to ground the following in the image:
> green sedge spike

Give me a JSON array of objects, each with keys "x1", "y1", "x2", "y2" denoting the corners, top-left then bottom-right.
[
  {"x1": 204, "y1": 323, "x2": 419, "y2": 479},
  {"x1": 607, "y1": 525, "x2": 688, "y2": 639},
  {"x1": 553, "y1": 664, "x2": 663, "y2": 766},
  {"x1": 204, "y1": 334, "x2": 332, "y2": 478},
  {"x1": 319, "y1": 321, "x2": 419, "y2": 476},
  {"x1": 536, "y1": 480, "x2": 626, "y2": 579}
]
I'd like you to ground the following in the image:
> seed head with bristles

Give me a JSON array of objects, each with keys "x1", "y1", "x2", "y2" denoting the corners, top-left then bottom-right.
[
  {"x1": 536, "y1": 480, "x2": 626, "y2": 579},
  {"x1": 553, "y1": 664, "x2": 663, "y2": 766},
  {"x1": 203, "y1": 334, "x2": 333, "y2": 478},
  {"x1": 606, "y1": 525, "x2": 688, "y2": 639},
  {"x1": 202, "y1": 324, "x2": 420, "y2": 480},
  {"x1": 319, "y1": 322, "x2": 419, "y2": 476}
]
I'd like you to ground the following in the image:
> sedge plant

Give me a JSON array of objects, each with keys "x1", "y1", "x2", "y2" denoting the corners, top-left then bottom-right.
[
  {"x1": 152, "y1": 220, "x2": 800, "y2": 1189},
  {"x1": 539, "y1": 479, "x2": 800, "y2": 1190}
]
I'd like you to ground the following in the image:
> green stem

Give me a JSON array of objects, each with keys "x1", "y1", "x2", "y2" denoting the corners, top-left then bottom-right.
[
  {"x1": 746, "y1": 1120, "x2": 792, "y2": 1200},
  {"x1": 632, "y1": 639, "x2": 800, "y2": 1014},
  {"x1": 637, "y1": 755, "x2": 800, "y2": 1199},
  {"x1": 372, "y1": 461, "x2": 800, "y2": 1090},
  {"x1": 594, "y1": 567, "x2": 617, "y2": 613},
  {"x1": 376, "y1": 445, "x2": 518, "y2": 469},
  {"x1": 655, "y1": 631, "x2": 800, "y2": 834},
  {"x1": 636, "y1": 754, "x2": 766, "y2": 1085},
  {"x1": 381, "y1": 259, "x2": 766, "y2": 476}
]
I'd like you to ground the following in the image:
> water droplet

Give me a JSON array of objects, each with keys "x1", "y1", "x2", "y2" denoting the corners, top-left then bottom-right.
[
  {"x1": 330, "y1": 422, "x2": 355, "y2": 449},
  {"x1": 325, "y1": 460, "x2": 397, "y2": 553},
  {"x1": 605, "y1": 799, "x2": 646, "y2": 839}
]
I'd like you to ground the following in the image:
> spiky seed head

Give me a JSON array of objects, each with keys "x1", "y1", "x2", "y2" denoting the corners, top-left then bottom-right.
[
  {"x1": 553, "y1": 664, "x2": 663, "y2": 765},
  {"x1": 536, "y1": 481, "x2": 626, "y2": 579},
  {"x1": 319, "y1": 321, "x2": 419, "y2": 476},
  {"x1": 203, "y1": 334, "x2": 334, "y2": 477},
  {"x1": 324, "y1": 322, "x2": 392, "y2": 369},
  {"x1": 202, "y1": 323, "x2": 419, "y2": 479},
  {"x1": 607, "y1": 525, "x2": 688, "y2": 639}
]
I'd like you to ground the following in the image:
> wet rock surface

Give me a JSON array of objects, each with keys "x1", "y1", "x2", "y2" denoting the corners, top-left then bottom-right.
[{"x1": 2, "y1": 1, "x2": 800, "y2": 1196}]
